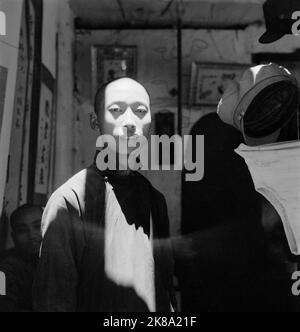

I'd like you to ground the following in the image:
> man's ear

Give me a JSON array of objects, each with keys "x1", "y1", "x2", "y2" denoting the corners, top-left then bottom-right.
[{"x1": 90, "y1": 113, "x2": 100, "y2": 131}]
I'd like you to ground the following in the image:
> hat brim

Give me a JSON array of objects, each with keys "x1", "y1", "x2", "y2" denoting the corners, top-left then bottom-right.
[
  {"x1": 243, "y1": 128, "x2": 281, "y2": 147},
  {"x1": 259, "y1": 31, "x2": 286, "y2": 44},
  {"x1": 234, "y1": 74, "x2": 299, "y2": 147}
]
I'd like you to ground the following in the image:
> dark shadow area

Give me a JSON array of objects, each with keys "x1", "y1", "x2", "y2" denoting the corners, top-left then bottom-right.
[
  {"x1": 0, "y1": 205, "x2": 42, "y2": 312},
  {"x1": 179, "y1": 113, "x2": 298, "y2": 312}
]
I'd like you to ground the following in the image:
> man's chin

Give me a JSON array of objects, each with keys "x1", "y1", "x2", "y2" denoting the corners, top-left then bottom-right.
[{"x1": 115, "y1": 143, "x2": 140, "y2": 156}]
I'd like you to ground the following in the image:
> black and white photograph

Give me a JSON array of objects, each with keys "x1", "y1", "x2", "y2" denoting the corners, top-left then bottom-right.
[{"x1": 0, "y1": 0, "x2": 300, "y2": 319}]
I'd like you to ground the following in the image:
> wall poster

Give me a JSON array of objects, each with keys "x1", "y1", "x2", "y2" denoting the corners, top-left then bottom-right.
[
  {"x1": 189, "y1": 62, "x2": 248, "y2": 107},
  {"x1": 91, "y1": 45, "x2": 137, "y2": 98}
]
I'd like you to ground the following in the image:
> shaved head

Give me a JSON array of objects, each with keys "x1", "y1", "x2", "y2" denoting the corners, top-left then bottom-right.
[
  {"x1": 93, "y1": 77, "x2": 152, "y2": 156},
  {"x1": 94, "y1": 77, "x2": 150, "y2": 116}
]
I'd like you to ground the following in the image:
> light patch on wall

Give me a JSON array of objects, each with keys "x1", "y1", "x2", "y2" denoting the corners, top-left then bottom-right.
[{"x1": 0, "y1": 11, "x2": 6, "y2": 36}]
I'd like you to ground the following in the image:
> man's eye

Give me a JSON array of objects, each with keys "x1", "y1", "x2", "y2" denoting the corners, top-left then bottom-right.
[
  {"x1": 109, "y1": 105, "x2": 122, "y2": 113},
  {"x1": 136, "y1": 106, "x2": 147, "y2": 113}
]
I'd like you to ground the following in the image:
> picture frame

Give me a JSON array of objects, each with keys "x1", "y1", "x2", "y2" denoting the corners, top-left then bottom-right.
[
  {"x1": 189, "y1": 62, "x2": 249, "y2": 107},
  {"x1": 91, "y1": 45, "x2": 137, "y2": 98}
]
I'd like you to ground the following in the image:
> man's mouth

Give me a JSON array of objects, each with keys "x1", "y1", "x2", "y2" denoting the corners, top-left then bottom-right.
[{"x1": 119, "y1": 134, "x2": 139, "y2": 141}]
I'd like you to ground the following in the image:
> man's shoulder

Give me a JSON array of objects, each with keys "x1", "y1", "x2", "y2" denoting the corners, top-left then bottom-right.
[
  {"x1": 41, "y1": 166, "x2": 106, "y2": 235},
  {"x1": 50, "y1": 165, "x2": 105, "y2": 202},
  {"x1": 43, "y1": 165, "x2": 107, "y2": 231}
]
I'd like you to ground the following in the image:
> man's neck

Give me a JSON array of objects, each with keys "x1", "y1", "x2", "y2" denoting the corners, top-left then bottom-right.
[
  {"x1": 95, "y1": 149, "x2": 137, "y2": 175},
  {"x1": 116, "y1": 153, "x2": 133, "y2": 174},
  {"x1": 115, "y1": 169, "x2": 132, "y2": 176}
]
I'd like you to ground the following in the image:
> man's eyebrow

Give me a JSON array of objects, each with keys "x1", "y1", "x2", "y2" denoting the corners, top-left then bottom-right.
[
  {"x1": 106, "y1": 101, "x2": 149, "y2": 109},
  {"x1": 131, "y1": 102, "x2": 149, "y2": 108},
  {"x1": 107, "y1": 101, "x2": 127, "y2": 108}
]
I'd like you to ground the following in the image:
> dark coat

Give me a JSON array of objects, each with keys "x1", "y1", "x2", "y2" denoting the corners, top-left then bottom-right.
[{"x1": 33, "y1": 165, "x2": 175, "y2": 312}]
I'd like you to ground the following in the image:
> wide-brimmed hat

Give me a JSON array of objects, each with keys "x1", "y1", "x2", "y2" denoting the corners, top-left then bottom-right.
[
  {"x1": 217, "y1": 63, "x2": 299, "y2": 146},
  {"x1": 259, "y1": 0, "x2": 300, "y2": 44}
]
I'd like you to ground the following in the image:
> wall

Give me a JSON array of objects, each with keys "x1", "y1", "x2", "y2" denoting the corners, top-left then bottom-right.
[
  {"x1": 0, "y1": 0, "x2": 23, "y2": 217},
  {"x1": 2, "y1": 0, "x2": 28, "y2": 249},
  {"x1": 5, "y1": 0, "x2": 59, "y2": 216},
  {"x1": 42, "y1": 0, "x2": 58, "y2": 79},
  {"x1": 1, "y1": 0, "x2": 75, "y2": 249},
  {"x1": 54, "y1": 0, "x2": 75, "y2": 190},
  {"x1": 0, "y1": 0, "x2": 23, "y2": 250},
  {"x1": 75, "y1": 27, "x2": 300, "y2": 236}
]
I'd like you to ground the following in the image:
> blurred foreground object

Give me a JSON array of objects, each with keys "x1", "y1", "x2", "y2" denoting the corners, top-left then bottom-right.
[
  {"x1": 217, "y1": 63, "x2": 299, "y2": 146},
  {"x1": 259, "y1": 0, "x2": 300, "y2": 44},
  {"x1": 236, "y1": 141, "x2": 300, "y2": 255}
]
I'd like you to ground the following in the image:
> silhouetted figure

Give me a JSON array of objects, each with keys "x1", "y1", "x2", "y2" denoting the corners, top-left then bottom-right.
[{"x1": 180, "y1": 113, "x2": 296, "y2": 312}]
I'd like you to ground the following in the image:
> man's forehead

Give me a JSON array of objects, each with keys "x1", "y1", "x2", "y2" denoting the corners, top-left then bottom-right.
[{"x1": 105, "y1": 80, "x2": 150, "y2": 103}]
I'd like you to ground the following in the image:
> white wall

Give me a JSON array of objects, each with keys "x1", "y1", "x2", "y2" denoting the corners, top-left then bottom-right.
[
  {"x1": 42, "y1": 0, "x2": 58, "y2": 79},
  {"x1": 0, "y1": 0, "x2": 23, "y2": 217},
  {"x1": 53, "y1": 0, "x2": 75, "y2": 190}
]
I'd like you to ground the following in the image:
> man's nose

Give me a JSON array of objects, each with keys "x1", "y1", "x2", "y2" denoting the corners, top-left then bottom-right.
[
  {"x1": 122, "y1": 108, "x2": 136, "y2": 135},
  {"x1": 124, "y1": 124, "x2": 136, "y2": 136}
]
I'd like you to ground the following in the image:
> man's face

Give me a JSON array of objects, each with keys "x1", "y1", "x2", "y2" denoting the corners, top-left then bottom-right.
[
  {"x1": 12, "y1": 208, "x2": 42, "y2": 257},
  {"x1": 97, "y1": 78, "x2": 152, "y2": 155}
]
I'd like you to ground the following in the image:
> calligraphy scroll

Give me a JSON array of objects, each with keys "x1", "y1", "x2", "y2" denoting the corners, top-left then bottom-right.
[{"x1": 33, "y1": 65, "x2": 55, "y2": 205}]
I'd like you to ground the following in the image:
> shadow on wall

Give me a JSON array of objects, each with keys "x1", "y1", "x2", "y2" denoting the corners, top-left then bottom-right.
[{"x1": 179, "y1": 112, "x2": 297, "y2": 312}]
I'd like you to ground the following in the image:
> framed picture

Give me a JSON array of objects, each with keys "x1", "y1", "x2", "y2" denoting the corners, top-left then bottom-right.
[
  {"x1": 91, "y1": 45, "x2": 137, "y2": 98},
  {"x1": 189, "y1": 63, "x2": 249, "y2": 107}
]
